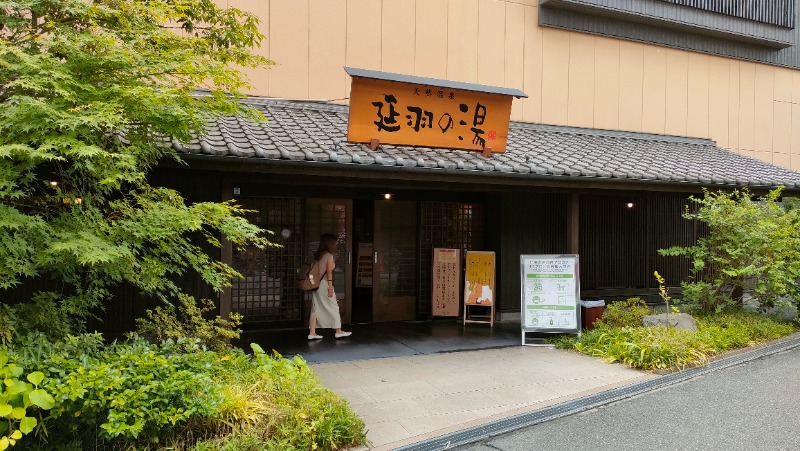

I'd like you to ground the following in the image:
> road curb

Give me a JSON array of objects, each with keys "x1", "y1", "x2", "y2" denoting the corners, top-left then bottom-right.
[{"x1": 394, "y1": 334, "x2": 800, "y2": 451}]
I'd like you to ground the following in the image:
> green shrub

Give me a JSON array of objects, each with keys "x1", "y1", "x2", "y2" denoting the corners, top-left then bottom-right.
[
  {"x1": 37, "y1": 337, "x2": 223, "y2": 445},
  {"x1": 695, "y1": 310, "x2": 795, "y2": 342},
  {"x1": 134, "y1": 294, "x2": 243, "y2": 351},
  {"x1": 596, "y1": 297, "x2": 650, "y2": 328},
  {"x1": 660, "y1": 187, "x2": 800, "y2": 313},
  {"x1": 191, "y1": 345, "x2": 367, "y2": 451},
  {"x1": 572, "y1": 326, "x2": 712, "y2": 370},
  {"x1": 3, "y1": 336, "x2": 367, "y2": 450},
  {"x1": 0, "y1": 351, "x2": 55, "y2": 450},
  {"x1": 0, "y1": 296, "x2": 75, "y2": 346},
  {"x1": 561, "y1": 309, "x2": 796, "y2": 371}
]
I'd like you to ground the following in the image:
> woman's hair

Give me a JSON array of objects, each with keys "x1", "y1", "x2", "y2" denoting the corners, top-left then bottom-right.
[{"x1": 314, "y1": 233, "x2": 338, "y2": 260}]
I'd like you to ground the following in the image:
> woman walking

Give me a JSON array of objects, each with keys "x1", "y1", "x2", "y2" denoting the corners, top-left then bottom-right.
[{"x1": 308, "y1": 233, "x2": 352, "y2": 340}]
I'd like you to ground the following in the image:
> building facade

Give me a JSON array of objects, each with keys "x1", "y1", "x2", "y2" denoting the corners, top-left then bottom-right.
[
  {"x1": 117, "y1": 0, "x2": 800, "y2": 331},
  {"x1": 232, "y1": 0, "x2": 800, "y2": 170}
]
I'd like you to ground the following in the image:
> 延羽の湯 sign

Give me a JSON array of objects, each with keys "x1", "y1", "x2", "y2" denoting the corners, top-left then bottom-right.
[{"x1": 345, "y1": 67, "x2": 526, "y2": 154}]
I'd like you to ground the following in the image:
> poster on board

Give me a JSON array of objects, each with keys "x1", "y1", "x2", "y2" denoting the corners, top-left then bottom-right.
[
  {"x1": 520, "y1": 255, "x2": 580, "y2": 335},
  {"x1": 464, "y1": 251, "x2": 495, "y2": 326},
  {"x1": 465, "y1": 251, "x2": 495, "y2": 306},
  {"x1": 431, "y1": 248, "x2": 460, "y2": 317}
]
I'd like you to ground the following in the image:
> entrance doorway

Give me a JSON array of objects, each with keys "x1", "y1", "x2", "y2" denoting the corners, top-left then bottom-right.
[
  {"x1": 373, "y1": 200, "x2": 417, "y2": 322},
  {"x1": 351, "y1": 200, "x2": 418, "y2": 323},
  {"x1": 228, "y1": 195, "x2": 484, "y2": 327},
  {"x1": 304, "y1": 199, "x2": 352, "y2": 324}
]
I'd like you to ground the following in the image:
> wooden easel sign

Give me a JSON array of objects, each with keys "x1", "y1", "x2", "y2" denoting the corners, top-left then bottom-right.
[{"x1": 463, "y1": 251, "x2": 495, "y2": 326}]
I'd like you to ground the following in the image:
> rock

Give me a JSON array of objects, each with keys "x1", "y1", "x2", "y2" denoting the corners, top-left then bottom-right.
[{"x1": 642, "y1": 313, "x2": 698, "y2": 331}]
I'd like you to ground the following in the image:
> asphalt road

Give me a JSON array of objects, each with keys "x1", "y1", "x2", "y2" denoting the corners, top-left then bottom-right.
[{"x1": 458, "y1": 348, "x2": 800, "y2": 451}]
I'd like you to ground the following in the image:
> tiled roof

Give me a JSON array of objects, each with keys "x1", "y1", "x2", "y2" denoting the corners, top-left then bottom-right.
[{"x1": 172, "y1": 98, "x2": 800, "y2": 189}]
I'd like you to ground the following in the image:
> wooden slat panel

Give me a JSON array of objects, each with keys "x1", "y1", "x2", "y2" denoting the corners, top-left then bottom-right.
[
  {"x1": 497, "y1": 192, "x2": 569, "y2": 312},
  {"x1": 580, "y1": 195, "x2": 699, "y2": 300}
]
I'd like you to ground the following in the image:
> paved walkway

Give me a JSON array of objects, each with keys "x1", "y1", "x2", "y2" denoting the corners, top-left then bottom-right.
[{"x1": 312, "y1": 345, "x2": 653, "y2": 450}]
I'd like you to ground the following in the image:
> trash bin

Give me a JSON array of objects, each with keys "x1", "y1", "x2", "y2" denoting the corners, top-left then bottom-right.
[{"x1": 580, "y1": 298, "x2": 606, "y2": 330}]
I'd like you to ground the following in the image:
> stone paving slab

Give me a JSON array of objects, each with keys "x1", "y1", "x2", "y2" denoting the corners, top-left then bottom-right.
[{"x1": 311, "y1": 346, "x2": 653, "y2": 450}]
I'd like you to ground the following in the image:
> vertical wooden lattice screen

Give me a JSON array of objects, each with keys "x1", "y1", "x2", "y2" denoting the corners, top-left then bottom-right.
[
  {"x1": 580, "y1": 195, "x2": 697, "y2": 298},
  {"x1": 231, "y1": 197, "x2": 304, "y2": 323},
  {"x1": 419, "y1": 202, "x2": 485, "y2": 315}
]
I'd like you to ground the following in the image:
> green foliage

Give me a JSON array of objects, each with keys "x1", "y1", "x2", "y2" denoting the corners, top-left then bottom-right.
[
  {"x1": 555, "y1": 309, "x2": 796, "y2": 371},
  {"x1": 0, "y1": 306, "x2": 15, "y2": 346},
  {"x1": 653, "y1": 271, "x2": 676, "y2": 312},
  {"x1": 0, "y1": 351, "x2": 54, "y2": 450},
  {"x1": 35, "y1": 337, "x2": 222, "y2": 443},
  {"x1": 135, "y1": 294, "x2": 242, "y2": 351},
  {"x1": 3, "y1": 294, "x2": 73, "y2": 343},
  {"x1": 2, "y1": 336, "x2": 367, "y2": 450},
  {"x1": 191, "y1": 344, "x2": 368, "y2": 451},
  {"x1": 596, "y1": 297, "x2": 651, "y2": 329},
  {"x1": 0, "y1": 0, "x2": 273, "y2": 330},
  {"x1": 660, "y1": 187, "x2": 800, "y2": 313},
  {"x1": 572, "y1": 326, "x2": 712, "y2": 370}
]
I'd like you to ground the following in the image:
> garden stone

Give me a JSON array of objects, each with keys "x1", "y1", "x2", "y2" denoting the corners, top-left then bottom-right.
[
  {"x1": 743, "y1": 295, "x2": 798, "y2": 322},
  {"x1": 643, "y1": 313, "x2": 698, "y2": 331}
]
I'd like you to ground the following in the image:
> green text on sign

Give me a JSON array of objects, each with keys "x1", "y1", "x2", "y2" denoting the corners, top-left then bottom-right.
[
  {"x1": 526, "y1": 305, "x2": 575, "y2": 311},
  {"x1": 526, "y1": 274, "x2": 573, "y2": 279}
]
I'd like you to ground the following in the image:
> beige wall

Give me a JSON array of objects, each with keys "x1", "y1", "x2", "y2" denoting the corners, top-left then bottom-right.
[{"x1": 227, "y1": 0, "x2": 800, "y2": 171}]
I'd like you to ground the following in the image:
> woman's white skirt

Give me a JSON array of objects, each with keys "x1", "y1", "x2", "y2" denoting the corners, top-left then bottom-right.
[{"x1": 310, "y1": 279, "x2": 341, "y2": 329}]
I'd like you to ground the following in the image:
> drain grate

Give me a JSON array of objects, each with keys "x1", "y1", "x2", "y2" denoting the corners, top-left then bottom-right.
[{"x1": 394, "y1": 334, "x2": 800, "y2": 451}]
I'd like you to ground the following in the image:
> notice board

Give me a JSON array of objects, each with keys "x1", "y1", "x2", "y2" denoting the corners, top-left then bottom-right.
[
  {"x1": 520, "y1": 255, "x2": 580, "y2": 335},
  {"x1": 431, "y1": 248, "x2": 460, "y2": 317},
  {"x1": 464, "y1": 251, "x2": 495, "y2": 325}
]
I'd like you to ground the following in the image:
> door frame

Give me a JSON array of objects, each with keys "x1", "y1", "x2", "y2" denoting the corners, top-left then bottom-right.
[
  {"x1": 372, "y1": 200, "x2": 417, "y2": 322},
  {"x1": 305, "y1": 198, "x2": 353, "y2": 324}
]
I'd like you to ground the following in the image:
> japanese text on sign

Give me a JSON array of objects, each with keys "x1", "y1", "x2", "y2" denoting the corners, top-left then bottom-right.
[
  {"x1": 348, "y1": 76, "x2": 514, "y2": 152},
  {"x1": 520, "y1": 255, "x2": 580, "y2": 333},
  {"x1": 432, "y1": 248, "x2": 460, "y2": 317},
  {"x1": 371, "y1": 94, "x2": 492, "y2": 148},
  {"x1": 465, "y1": 251, "x2": 495, "y2": 306}
]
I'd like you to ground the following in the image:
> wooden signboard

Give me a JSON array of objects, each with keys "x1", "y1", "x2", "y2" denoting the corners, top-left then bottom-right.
[
  {"x1": 431, "y1": 248, "x2": 460, "y2": 317},
  {"x1": 463, "y1": 251, "x2": 495, "y2": 326},
  {"x1": 345, "y1": 67, "x2": 526, "y2": 154}
]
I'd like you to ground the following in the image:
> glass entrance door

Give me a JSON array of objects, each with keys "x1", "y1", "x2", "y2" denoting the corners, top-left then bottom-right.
[
  {"x1": 305, "y1": 199, "x2": 352, "y2": 324},
  {"x1": 373, "y1": 201, "x2": 417, "y2": 322}
]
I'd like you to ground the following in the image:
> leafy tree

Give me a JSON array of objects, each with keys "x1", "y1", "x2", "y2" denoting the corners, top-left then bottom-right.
[
  {"x1": 660, "y1": 187, "x2": 800, "y2": 313},
  {"x1": 0, "y1": 0, "x2": 272, "y2": 332}
]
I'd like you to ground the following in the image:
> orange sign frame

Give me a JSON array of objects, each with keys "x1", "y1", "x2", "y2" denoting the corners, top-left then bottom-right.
[{"x1": 347, "y1": 76, "x2": 514, "y2": 153}]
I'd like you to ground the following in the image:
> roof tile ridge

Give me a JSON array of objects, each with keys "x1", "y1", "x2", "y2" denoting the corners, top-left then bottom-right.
[{"x1": 242, "y1": 97, "x2": 349, "y2": 114}]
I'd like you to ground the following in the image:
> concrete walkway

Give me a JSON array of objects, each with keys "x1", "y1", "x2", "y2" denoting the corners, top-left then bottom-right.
[{"x1": 312, "y1": 345, "x2": 653, "y2": 450}]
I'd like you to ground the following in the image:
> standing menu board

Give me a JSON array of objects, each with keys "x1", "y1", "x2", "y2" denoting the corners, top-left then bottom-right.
[
  {"x1": 520, "y1": 255, "x2": 580, "y2": 338},
  {"x1": 431, "y1": 248, "x2": 460, "y2": 317},
  {"x1": 464, "y1": 251, "x2": 495, "y2": 326}
]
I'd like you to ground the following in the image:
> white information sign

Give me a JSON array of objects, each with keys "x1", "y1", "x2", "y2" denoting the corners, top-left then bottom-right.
[{"x1": 520, "y1": 255, "x2": 580, "y2": 336}]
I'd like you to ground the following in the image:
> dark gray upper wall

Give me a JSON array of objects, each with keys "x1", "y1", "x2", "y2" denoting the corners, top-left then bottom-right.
[
  {"x1": 539, "y1": 0, "x2": 800, "y2": 69},
  {"x1": 662, "y1": 0, "x2": 794, "y2": 28}
]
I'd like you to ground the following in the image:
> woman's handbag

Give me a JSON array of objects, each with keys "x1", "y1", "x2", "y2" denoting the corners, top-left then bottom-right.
[{"x1": 296, "y1": 261, "x2": 320, "y2": 292}]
